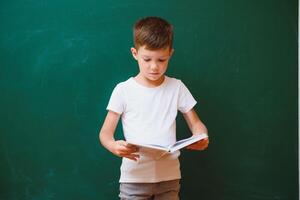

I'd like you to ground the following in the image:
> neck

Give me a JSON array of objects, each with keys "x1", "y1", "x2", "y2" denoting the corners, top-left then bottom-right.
[{"x1": 134, "y1": 75, "x2": 165, "y2": 88}]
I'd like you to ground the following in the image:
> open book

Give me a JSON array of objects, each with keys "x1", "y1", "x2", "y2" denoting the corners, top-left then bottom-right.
[{"x1": 127, "y1": 133, "x2": 208, "y2": 154}]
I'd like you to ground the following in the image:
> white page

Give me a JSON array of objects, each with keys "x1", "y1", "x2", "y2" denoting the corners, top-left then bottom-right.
[{"x1": 169, "y1": 133, "x2": 208, "y2": 153}]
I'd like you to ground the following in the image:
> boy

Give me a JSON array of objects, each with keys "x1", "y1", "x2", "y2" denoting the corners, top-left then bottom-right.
[{"x1": 99, "y1": 16, "x2": 209, "y2": 199}]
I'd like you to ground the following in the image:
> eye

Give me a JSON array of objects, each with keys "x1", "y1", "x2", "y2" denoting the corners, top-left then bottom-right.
[
  {"x1": 143, "y1": 59, "x2": 151, "y2": 62},
  {"x1": 158, "y1": 59, "x2": 166, "y2": 62}
]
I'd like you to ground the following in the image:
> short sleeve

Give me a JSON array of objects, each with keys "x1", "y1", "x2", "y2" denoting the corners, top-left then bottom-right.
[
  {"x1": 178, "y1": 81, "x2": 197, "y2": 113},
  {"x1": 106, "y1": 83, "x2": 125, "y2": 114}
]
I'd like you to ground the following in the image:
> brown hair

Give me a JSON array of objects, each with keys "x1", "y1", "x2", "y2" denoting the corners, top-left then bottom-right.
[{"x1": 133, "y1": 16, "x2": 173, "y2": 50}]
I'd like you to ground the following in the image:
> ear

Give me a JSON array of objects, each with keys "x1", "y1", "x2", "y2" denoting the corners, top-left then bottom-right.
[
  {"x1": 131, "y1": 47, "x2": 138, "y2": 60},
  {"x1": 169, "y1": 48, "x2": 174, "y2": 57}
]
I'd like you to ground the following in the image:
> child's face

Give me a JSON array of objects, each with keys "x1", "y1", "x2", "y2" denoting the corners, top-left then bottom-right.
[{"x1": 131, "y1": 45, "x2": 174, "y2": 85}]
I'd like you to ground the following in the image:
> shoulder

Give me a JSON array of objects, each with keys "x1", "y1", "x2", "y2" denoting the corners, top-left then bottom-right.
[
  {"x1": 165, "y1": 76, "x2": 192, "y2": 96},
  {"x1": 109, "y1": 77, "x2": 134, "y2": 99},
  {"x1": 165, "y1": 76, "x2": 185, "y2": 87},
  {"x1": 113, "y1": 77, "x2": 134, "y2": 90},
  {"x1": 165, "y1": 76, "x2": 181, "y2": 84}
]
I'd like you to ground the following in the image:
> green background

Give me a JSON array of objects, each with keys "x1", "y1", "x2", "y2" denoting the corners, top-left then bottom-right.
[{"x1": 0, "y1": 0, "x2": 298, "y2": 199}]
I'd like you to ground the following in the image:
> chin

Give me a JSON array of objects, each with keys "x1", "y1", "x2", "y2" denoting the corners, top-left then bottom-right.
[
  {"x1": 148, "y1": 74, "x2": 164, "y2": 79},
  {"x1": 148, "y1": 76, "x2": 162, "y2": 81}
]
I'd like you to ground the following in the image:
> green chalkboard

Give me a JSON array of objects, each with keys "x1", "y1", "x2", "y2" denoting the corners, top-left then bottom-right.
[{"x1": 0, "y1": 0, "x2": 298, "y2": 199}]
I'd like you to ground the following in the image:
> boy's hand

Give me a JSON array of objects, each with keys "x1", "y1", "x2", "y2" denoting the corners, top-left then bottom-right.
[
  {"x1": 112, "y1": 140, "x2": 140, "y2": 161},
  {"x1": 186, "y1": 138, "x2": 209, "y2": 151}
]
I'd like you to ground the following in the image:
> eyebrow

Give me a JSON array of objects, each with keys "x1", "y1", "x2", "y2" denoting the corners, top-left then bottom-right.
[{"x1": 142, "y1": 56, "x2": 168, "y2": 59}]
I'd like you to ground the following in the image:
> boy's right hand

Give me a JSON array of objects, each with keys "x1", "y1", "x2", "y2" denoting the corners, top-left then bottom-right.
[{"x1": 111, "y1": 140, "x2": 140, "y2": 161}]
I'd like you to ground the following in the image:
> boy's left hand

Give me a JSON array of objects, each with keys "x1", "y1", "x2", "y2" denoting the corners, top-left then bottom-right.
[{"x1": 186, "y1": 138, "x2": 209, "y2": 151}]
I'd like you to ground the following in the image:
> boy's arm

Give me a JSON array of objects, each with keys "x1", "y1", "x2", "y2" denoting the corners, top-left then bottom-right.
[
  {"x1": 99, "y1": 111, "x2": 139, "y2": 161},
  {"x1": 183, "y1": 108, "x2": 209, "y2": 151}
]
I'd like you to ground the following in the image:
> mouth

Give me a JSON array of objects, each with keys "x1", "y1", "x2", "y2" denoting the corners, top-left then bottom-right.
[{"x1": 149, "y1": 73, "x2": 159, "y2": 75}]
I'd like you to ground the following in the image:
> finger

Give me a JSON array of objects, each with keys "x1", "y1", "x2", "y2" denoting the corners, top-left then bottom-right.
[
  {"x1": 188, "y1": 146, "x2": 207, "y2": 151},
  {"x1": 128, "y1": 145, "x2": 139, "y2": 152},
  {"x1": 187, "y1": 145, "x2": 201, "y2": 150},
  {"x1": 190, "y1": 142, "x2": 203, "y2": 148},
  {"x1": 119, "y1": 151, "x2": 140, "y2": 158},
  {"x1": 125, "y1": 143, "x2": 135, "y2": 148},
  {"x1": 115, "y1": 146, "x2": 137, "y2": 157},
  {"x1": 118, "y1": 140, "x2": 128, "y2": 146},
  {"x1": 117, "y1": 142, "x2": 138, "y2": 152},
  {"x1": 203, "y1": 138, "x2": 209, "y2": 144},
  {"x1": 131, "y1": 153, "x2": 140, "y2": 159},
  {"x1": 187, "y1": 143, "x2": 208, "y2": 150},
  {"x1": 123, "y1": 146, "x2": 139, "y2": 153},
  {"x1": 195, "y1": 140, "x2": 209, "y2": 147},
  {"x1": 117, "y1": 146, "x2": 131, "y2": 153},
  {"x1": 123, "y1": 142, "x2": 139, "y2": 152},
  {"x1": 124, "y1": 156, "x2": 137, "y2": 161},
  {"x1": 199, "y1": 138, "x2": 209, "y2": 143},
  {"x1": 125, "y1": 153, "x2": 140, "y2": 161}
]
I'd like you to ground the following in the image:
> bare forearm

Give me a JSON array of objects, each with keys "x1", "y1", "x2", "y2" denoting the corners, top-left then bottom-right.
[
  {"x1": 99, "y1": 111, "x2": 120, "y2": 153},
  {"x1": 183, "y1": 109, "x2": 208, "y2": 135},
  {"x1": 99, "y1": 111, "x2": 139, "y2": 161},
  {"x1": 190, "y1": 120, "x2": 208, "y2": 135},
  {"x1": 99, "y1": 130, "x2": 116, "y2": 153},
  {"x1": 99, "y1": 129, "x2": 139, "y2": 161},
  {"x1": 183, "y1": 109, "x2": 209, "y2": 150}
]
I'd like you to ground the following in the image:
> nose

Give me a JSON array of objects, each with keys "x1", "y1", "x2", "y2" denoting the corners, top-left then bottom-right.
[{"x1": 149, "y1": 62, "x2": 159, "y2": 71}]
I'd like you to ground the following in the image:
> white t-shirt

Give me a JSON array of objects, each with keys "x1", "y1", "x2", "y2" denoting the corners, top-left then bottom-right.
[{"x1": 106, "y1": 76, "x2": 197, "y2": 183}]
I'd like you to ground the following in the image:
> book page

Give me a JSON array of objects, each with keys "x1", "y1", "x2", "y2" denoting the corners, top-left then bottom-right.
[
  {"x1": 127, "y1": 141, "x2": 168, "y2": 152},
  {"x1": 169, "y1": 133, "x2": 208, "y2": 153},
  {"x1": 127, "y1": 141, "x2": 170, "y2": 160}
]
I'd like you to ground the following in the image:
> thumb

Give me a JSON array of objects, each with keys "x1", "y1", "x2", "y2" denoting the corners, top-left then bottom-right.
[{"x1": 119, "y1": 140, "x2": 130, "y2": 147}]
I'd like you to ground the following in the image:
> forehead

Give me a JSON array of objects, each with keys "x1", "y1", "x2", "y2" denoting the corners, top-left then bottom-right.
[{"x1": 138, "y1": 46, "x2": 171, "y2": 57}]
